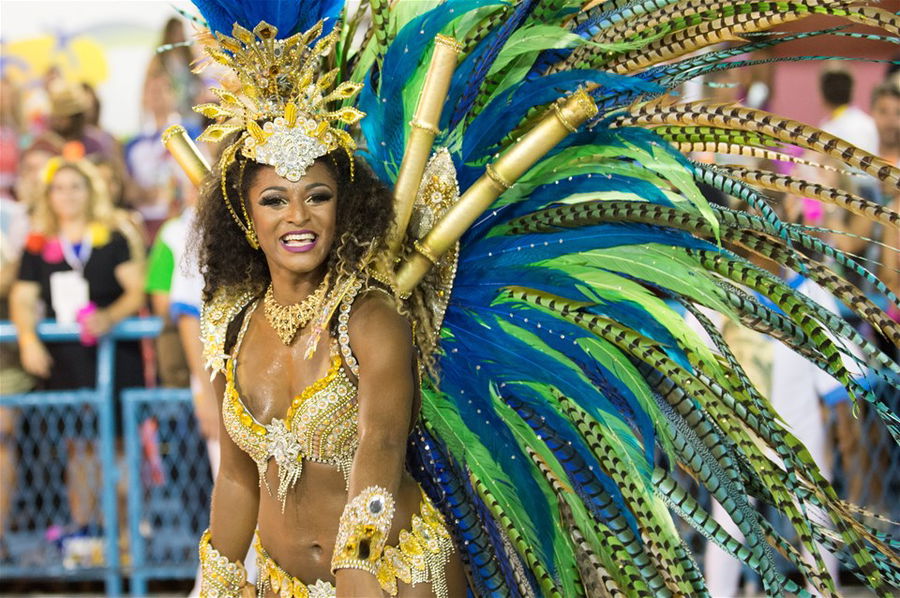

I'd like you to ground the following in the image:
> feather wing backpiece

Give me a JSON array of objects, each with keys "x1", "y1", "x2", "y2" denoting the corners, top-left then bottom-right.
[{"x1": 187, "y1": 0, "x2": 900, "y2": 595}]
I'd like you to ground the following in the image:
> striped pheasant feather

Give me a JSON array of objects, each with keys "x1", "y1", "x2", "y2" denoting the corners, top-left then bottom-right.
[{"x1": 614, "y1": 102, "x2": 900, "y2": 188}]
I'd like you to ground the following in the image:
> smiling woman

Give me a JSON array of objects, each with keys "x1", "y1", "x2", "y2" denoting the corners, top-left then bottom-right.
[
  {"x1": 248, "y1": 163, "x2": 338, "y2": 297},
  {"x1": 193, "y1": 143, "x2": 467, "y2": 596},
  {"x1": 196, "y1": 149, "x2": 395, "y2": 309}
]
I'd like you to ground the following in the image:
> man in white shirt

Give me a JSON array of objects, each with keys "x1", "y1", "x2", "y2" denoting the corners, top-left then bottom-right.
[{"x1": 818, "y1": 66, "x2": 879, "y2": 156}]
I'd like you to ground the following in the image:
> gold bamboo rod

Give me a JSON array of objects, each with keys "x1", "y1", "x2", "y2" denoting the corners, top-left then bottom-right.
[
  {"x1": 161, "y1": 125, "x2": 211, "y2": 188},
  {"x1": 387, "y1": 34, "x2": 463, "y2": 258},
  {"x1": 395, "y1": 89, "x2": 599, "y2": 295}
]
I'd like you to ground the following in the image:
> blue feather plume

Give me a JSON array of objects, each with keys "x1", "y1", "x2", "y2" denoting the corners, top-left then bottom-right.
[{"x1": 191, "y1": 0, "x2": 343, "y2": 37}]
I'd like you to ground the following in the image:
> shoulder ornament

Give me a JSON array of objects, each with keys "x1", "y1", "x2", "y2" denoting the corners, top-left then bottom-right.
[{"x1": 201, "y1": 285, "x2": 258, "y2": 377}]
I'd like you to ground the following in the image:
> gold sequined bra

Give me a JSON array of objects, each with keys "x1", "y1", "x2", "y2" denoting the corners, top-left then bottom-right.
[{"x1": 223, "y1": 301, "x2": 359, "y2": 506}]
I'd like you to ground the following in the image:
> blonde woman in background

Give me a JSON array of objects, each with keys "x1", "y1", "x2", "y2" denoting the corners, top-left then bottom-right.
[{"x1": 9, "y1": 158, "x2": 146, "y2": 555}]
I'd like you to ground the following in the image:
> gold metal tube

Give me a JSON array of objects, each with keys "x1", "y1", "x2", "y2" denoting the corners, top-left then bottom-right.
[
  {"x1": 396, "y1": 89, "x2": 598, "y2": 295},
  {"x1": 387, "y1": 35, "x2": 463, "y2": 257},
  {"x1": 161, "y1": 124, "x2": 211, "y2": 188}
]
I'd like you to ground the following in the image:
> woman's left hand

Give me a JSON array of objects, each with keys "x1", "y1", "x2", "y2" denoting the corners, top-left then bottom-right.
[
  {"x1": 334, "y1": 568, "x2": 385, "y2": 598},
  {"x1": 82, "y1": 308, "x2": 115, "y2": 337}
]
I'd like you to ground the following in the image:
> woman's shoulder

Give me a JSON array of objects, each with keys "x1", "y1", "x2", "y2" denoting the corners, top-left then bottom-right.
[
  {"x1": 346, "y1": 286, "x2": 412, "y2": 354},
  {"x1": 23, "y1": 231, "x2": 52, "y2": 257},
  {"x1": 22, "y1": 231, "x2": 68, "y2": 270}
]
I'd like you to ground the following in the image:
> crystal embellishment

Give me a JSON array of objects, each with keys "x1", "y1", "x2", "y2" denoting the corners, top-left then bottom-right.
[
  {"x1": 264, "y1": 418, "x2": 304, "y2": 507},
  {"x1": 250, "y1": 117, "x2": 328, "y2": 182},
  {"x1": 308, "y1": 579, "x2": 337, "y2": 597},
  {"x1": 194, "y1": 21, "x2": 365, "y2": 183},
  {"x1": 369, "y1": 496, "x2": 384, "y2": 514}
]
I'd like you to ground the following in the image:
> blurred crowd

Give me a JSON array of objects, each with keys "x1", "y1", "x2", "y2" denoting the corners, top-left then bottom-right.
[
  {"x1": 689, "y1": 57, "x2": 900, "y2": 596},
  {"x1": 0, "y1": 15, "x2": 898, "y2": 594},
  {"x1": 0, "y1": 18, "x2": 223, "y2": 583}
]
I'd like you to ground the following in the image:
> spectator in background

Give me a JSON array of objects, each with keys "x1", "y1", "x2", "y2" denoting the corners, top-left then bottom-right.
[
  {"x1": 81, "y1": 82, "x2": 102, "y2": 130},
  {"x1": 126, "y1": 58, "x2": 194, "y2": 240},
  {"x1": 804, "y1": 66, "x2": 879, "y2": 250},
  {"x1": 32, "y1": 80, "x2": 119, "y2": 162},
  {"x1": 873, "y1": 78, "x2": 900, "y2": 307},
  {"x1": 14, "y1": 142, "x2": 55, "y2": 212},
  {"x1": 865, "y1": 79, "x2": 900, "y2": 302},
  {"x1": 125, "y1": 17, "x2": 204, "y2": 242},
  {"x1": 0, "y1": 166, "x2": 34, "y2": 565},
  {"x1": 88, "y1": 154, "x2": 148, "y2": 261},
  {"x1": 9, "y1": 158, "x2": 146, "y2": 544},
  {"x1": 0, "y1": 93, "x2": 40, "y2": 562},
  {"x1": 822, "y1": 80, "x2": 900, "y2": 297},
  {"x1": 818, "y1": 65, "x2": 879, "y2": 156},
  {"x1": 145, "y1": 174, "x2": 193, "y2": 390},
  {"x1": 871, "y1": 79, "x2": 900, "y2": 173},
  {"x1": 154, "y1": 17, "x2": 204, "y2": 131},
  {"x1": 0, "y1": 75, "x2": 24, "y2": 201},
  {"x1": 10, "y1": 157, "x2": 146, "y2": 400}
]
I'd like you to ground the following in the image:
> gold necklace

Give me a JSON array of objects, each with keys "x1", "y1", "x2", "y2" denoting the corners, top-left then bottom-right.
[{"x1": 263, "y1": 280, "x2": 329, "y2": 345}]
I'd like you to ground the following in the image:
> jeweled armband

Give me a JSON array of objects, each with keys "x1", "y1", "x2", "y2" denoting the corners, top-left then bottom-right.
[
  {"x1": 331, "y1": 486, "x2": 396, "y2": 576},
  {"x1": 199, "y1": 528, "x2": 248, "y2": 597}
]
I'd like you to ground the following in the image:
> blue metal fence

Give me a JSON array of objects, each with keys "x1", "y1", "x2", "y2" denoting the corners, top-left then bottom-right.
[
  {"x1": 123, "y1": 387, "x2": 211, "y2": 596},
  {"x1": 0, "y1": 319, "x2": 163, "y2": 595},
  {"x1": 1, "y1": 318, "x2": 898, "y2": 595}
]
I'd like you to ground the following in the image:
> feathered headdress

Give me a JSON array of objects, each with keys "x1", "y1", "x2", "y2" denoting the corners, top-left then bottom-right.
[{"x1": 194, "y1": 19, "x2": 364, "y2": 182}]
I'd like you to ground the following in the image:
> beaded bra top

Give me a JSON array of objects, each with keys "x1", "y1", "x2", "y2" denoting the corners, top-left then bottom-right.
[{"x1": 222, "y1": 300, "x2": 360, "y2": 507}]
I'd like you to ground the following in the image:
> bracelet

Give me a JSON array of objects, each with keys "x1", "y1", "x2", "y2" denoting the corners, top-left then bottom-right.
[
  {"x1": 199, "y1": 528, "x2": 248, "y2": 597},
  {"x1": 331, "y1": 486, "x2": 396, "y2": 575}
]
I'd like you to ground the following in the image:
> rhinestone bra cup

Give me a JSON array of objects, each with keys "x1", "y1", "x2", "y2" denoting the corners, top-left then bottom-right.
[{"x1": 223, "y1": 302, "x2": 359, "y2": 506}]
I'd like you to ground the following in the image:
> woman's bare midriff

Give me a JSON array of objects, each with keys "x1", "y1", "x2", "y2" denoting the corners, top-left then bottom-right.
[{"x1": 256, "y1": 459, "x2": 424, "y2": 584}]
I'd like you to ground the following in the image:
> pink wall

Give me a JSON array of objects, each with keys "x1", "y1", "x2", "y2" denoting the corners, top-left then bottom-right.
[
  {"x1": 765, "y1": 10, "x2": 899, "y2": 126},
  {"x1": 770, "y1": 62, "x2": 889, "y2": 126}
]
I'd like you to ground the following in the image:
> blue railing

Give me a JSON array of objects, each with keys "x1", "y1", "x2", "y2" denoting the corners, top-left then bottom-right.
[
  {"x1": 122, "y1": 386, "x2": 209, "y2": 596},
  {"x1": 1, "y1": 319, "x2": 898, "y2": 595},
  {"x1": 0, "y1": 318, "x2": 163, "y2": 595}
]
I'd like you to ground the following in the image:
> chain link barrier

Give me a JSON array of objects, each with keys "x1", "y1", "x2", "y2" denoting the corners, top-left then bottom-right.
[{"x1": 1, "y1": 319, "x2": 898, "y2": 594}]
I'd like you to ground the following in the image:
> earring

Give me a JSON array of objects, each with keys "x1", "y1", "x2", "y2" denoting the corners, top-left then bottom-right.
[
  {"x1": 235, "y1": 158, "x2": 259, "y2": 249},
  {"x1": 219, "y1": 143, "x2": 260, "y2": 249},
  {"x1": 245, "y1": 222, "x2": 260, "y2": 249}
]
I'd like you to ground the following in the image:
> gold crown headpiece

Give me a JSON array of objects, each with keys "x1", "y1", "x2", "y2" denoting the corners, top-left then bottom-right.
[{"x1": 194, "y1": 20, "x2": 365, "y2": 182}]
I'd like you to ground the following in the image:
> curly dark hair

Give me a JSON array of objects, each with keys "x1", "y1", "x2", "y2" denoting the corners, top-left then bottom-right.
[{"x1": 195, "y1": 148, "x2": 395, "y2": 302}]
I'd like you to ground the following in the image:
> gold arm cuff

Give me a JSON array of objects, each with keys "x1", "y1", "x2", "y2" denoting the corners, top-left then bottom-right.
[
  {"x1": 484, "y1": 164, "x2": 512, "y2": 190},
  {"x1": 331, "y1": 486, "x2": 396, "y2": 575},
  {"x1": 332, "y1": 559, "x2": 381, "y2": 577},
  {"x1": 199, "y1": 528, "x2": 248, "y2": 596}
]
